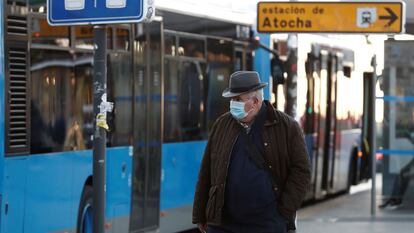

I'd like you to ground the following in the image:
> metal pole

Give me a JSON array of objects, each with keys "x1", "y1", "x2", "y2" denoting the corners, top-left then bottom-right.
[
  {"x1": 93, "y1": 25, "x2": 107, "y2": 233},
  {"x1": 370, "y1": 55, "x2": 377, "y2": 217},
  {"x1": 285, "y1": 34, "x2": 298, "y2": 117},
  {"x1": 284, "y1": 0, "x2": 298, "y2": 118}
]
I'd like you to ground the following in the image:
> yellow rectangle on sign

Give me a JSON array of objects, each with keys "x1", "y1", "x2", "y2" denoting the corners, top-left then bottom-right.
[{"x1": 257, "y1": 1, "x2": 404, "y2": 33}]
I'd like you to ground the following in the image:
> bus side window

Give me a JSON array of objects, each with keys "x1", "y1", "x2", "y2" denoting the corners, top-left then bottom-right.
[
  {"x1": 164, "y1": 60, "x2": 205, "y2": 142},
  {"x1": 30, "y1": 50, "x2": 94, "y2": 154}
]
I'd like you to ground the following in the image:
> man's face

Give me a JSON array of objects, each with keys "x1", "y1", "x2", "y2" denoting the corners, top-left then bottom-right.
[{"x1": 231, "y1": 93, "x2": 259, "y2": 123}]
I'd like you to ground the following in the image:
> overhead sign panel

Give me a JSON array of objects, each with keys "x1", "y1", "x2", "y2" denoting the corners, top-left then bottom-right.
[
  {"x1": 47, "y1": 0, "x2": 155, "y2": 26},
  {"x1": 257, "y1": 1, "x2": 405, "y2": 33}
]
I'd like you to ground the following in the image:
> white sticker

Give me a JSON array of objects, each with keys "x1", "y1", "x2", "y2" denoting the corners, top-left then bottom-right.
[
  {"x1": 99, "y1": 93, "x2": 114, "y2": 114},
  {"x1": 101, "y1": 93, "x2": 107, "y2": 102},
  {"x1": 99, "y1": 101, "x2": 114, "y2": 114}
]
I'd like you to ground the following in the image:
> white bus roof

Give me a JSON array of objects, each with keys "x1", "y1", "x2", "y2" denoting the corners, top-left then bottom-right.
[{"x1": 155, "y1": 0, "x2": 258, "y2": 25}]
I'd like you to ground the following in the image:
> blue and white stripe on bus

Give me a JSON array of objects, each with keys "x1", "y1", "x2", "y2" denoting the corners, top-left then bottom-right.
[
  {"x1": 377, "y1": 149, "x2": 414, "y2": 156},
  {"x1": 377, "y1": 95, "x2": 414, "y2": 102}
]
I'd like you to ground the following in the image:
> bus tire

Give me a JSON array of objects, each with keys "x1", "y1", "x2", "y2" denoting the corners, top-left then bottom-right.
[{"x1": 77, "y1": 185, "x2": 93, "y2": 233}]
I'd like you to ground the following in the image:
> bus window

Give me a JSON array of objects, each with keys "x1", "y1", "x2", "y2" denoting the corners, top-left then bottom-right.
[
  {"x1": 234, "y1": 50, "x2": 243, "y2": 71},
  {"x1": 164, "y1": 59, "x2": 180, "y2": 142},
  {"x1": 31, "y1": 16, "x2": 70, "y2": 47},
  {"x1": 179, "y1": 61, "x2": 204, "y2": 139},
  {"x1": 178, "y1": 37, "x2": 205, "y2": 59},
  {"x1": 205, "y1": 62, "x2": 230, "y2": 130},
  {"x1": 164, "y1": 59, "x2": 205, "y2": 142},
  {"x1": 164, "y1": 34, "x2": 176, "y2": 56},
  {"x1": 205, "y1": 38, "x2": 233, "y2": 129},
  {"x1": 75, "y1": 26, "x2": 113, "y2": 50},
  {"x1": 107, "y1": 52, "x2": 133, "y2": 146},
  {"x1": 30, "y1": 50, "x2": 94, "y2": 153},
  {"x1": 115, "y1": 27, "x2": 130, "y2": 51}
]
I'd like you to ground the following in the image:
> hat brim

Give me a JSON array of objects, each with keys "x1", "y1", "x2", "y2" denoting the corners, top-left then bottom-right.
[{"x1": 222, "y1": 83, "x2": 267, "y2": 98}]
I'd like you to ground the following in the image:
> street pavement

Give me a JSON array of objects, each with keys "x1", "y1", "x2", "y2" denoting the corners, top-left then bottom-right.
[{"x1": 297, "y1": 178, "x2": 414, "y2": 233}]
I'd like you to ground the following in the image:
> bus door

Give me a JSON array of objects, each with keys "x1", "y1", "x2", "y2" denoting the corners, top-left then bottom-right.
[
  {"x1": 301, "y1": 46, "x2": 349, "y2": 199},
  {"x1": 313, "y1": 50, "x2": 329, "y2": 199},
  {"x1": 313, "y1": 50, "x2": 339, "y2": 198},
  {"x1": 304, "y1": 52, "x2": 319, "y2": 199},
  {"x1": 324, "y1": 53, "x2": 338, "y2": 194},
  {"x1": 130, "y1": 20, "x2": 163, "y2": 232},
  {"x1": 314, "y1": 52, "x2": 339, "y2": 195}
]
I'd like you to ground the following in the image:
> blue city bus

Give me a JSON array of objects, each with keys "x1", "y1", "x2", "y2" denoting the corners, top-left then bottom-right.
[
  {"x1": 1, "y1": 0, "x2": 134, "y2": 232},
  {"x1": 0, "y1": 1, "x2": 258, "y2": 232},
  {"x1": 0, "y1": 1, "x2": 372, "y2": 233}
]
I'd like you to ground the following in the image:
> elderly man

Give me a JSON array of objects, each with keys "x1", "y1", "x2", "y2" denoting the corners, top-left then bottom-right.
[{"x1": 192, "y1": 71, "x2": 311, "y2": 233}]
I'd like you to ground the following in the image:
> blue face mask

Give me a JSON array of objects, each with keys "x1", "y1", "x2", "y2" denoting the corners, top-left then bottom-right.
[{"x1": 230, "y1": 100, "x2": 250, "y2": 120}]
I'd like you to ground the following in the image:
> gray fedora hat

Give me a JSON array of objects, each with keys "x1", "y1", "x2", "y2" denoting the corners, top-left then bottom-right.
[{"x1": 222, "y1": 71, "x2": 267, "y2": 98}]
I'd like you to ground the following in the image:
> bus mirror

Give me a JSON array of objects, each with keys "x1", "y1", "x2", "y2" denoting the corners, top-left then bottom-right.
[
  {"x1": 343, "y1": 66, "x2": 352, "y2": 78},
  {"x1": 271, "y1": 57, "x2": 285, "y2": 85}
]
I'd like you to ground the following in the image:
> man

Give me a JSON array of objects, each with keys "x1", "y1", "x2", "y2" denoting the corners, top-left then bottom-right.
[
  {"x1": 379, "y1": 157, "x2": 414, "y2": 210},
  {"x1": 192, "y1": 71, "x2": 311, "y2": 233}
]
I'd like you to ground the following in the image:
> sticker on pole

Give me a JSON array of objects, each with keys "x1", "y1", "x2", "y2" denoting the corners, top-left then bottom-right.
[{"x1": 48, "y1": 0, "x2": 155, "y2": 26}]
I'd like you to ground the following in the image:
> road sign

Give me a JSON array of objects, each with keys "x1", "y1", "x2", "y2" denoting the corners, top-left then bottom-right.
[
  {"x1": 257, "y1": 1, "x2": 405, "y2": 33},
  {"x1": 47, "y1": 0, "x2": 155, "y2": 26}
]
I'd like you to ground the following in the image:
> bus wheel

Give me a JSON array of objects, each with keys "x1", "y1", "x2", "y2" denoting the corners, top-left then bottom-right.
[{"x1": 77, "y1": 185, "x2": 93, "y2": 233}]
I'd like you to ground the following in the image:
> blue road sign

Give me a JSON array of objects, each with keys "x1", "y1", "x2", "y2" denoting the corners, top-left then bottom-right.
[{"x1": 47, "y1": 0, "x2": 154, "y2": 25}]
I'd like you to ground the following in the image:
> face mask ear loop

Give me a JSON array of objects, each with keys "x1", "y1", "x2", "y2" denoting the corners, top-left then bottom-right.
[
  {"x1": 245, "y1": 98, "x2": 256, "y2": 116},
  {"x1": 246, "y1": 108, "x2": 254, "y2": 116}
]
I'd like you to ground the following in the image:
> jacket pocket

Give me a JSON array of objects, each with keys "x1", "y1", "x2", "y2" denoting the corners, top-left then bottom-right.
[{"x1": 205, "y1": 185, "x2": 217, "y2": 220}]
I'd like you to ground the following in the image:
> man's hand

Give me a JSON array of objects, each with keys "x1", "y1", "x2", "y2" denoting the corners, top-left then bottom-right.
[{"x1": 197, "y1": 223, "x2": 207, "y2": 233}]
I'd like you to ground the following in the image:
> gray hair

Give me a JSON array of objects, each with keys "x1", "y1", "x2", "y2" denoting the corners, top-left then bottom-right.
[{"x1": 246, "y1": 89, "x2": 264, "y2": 102}]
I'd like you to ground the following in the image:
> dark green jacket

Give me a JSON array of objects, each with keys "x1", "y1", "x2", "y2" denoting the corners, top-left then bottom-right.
[{"x1": 192, "y1": 101, "x2": 311, "y2": 226}]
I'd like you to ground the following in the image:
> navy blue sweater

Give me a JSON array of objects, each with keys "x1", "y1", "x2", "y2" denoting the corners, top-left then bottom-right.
[{"x1": 219, "y1": 104, "x2": 286, "y2": 233}]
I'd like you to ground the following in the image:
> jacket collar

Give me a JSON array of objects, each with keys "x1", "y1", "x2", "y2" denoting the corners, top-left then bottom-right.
[{"x1": 263, "y1": 100, "x2": 280, "y2": 126}]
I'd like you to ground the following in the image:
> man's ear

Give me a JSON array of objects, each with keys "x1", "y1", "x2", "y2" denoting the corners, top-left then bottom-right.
[{"x1": 253, "y1": 97, "x2": 260, "y2": 107}]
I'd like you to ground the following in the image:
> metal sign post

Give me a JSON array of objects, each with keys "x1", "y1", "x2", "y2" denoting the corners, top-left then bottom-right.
[
  {"x1": 92, "y1": 25, "x2": 110, "y2": 233},
  {"x1": 370, "y1": 56, "x2": 377, "y2": 217}
]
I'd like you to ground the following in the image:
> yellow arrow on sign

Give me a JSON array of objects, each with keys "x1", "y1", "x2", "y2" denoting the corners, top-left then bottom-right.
[{"x1": 257, "y1": 1, "x2": 405, "y2": 33}]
